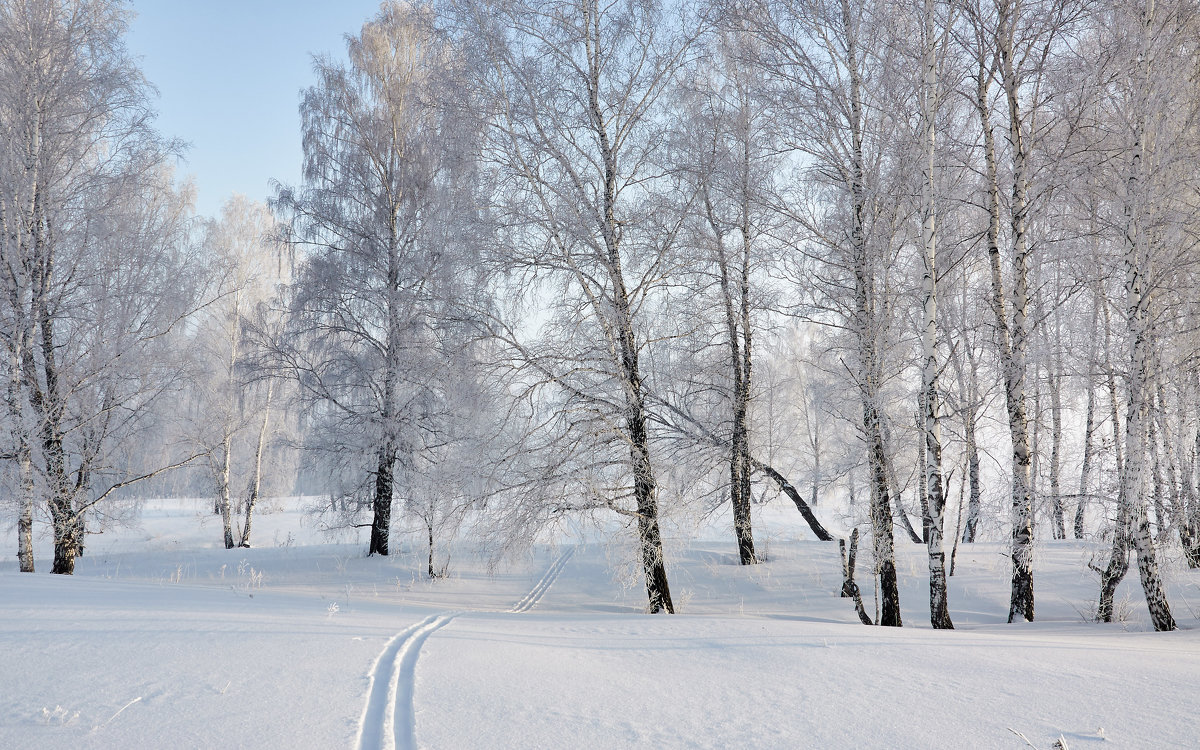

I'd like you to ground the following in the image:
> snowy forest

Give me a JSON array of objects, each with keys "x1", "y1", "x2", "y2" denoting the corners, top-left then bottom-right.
[
  {"x1": 5, "y1": 0, "x2": 1200, "y2": 622},
  {"x1": 6, "y1": 0, "x2": 1200, "y2": 747},
  {"x1": 7, "y1": 0, "x2": 1200, "y2": 727}
]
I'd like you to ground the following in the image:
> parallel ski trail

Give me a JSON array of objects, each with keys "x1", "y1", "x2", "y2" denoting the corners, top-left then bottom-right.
[
  {"x1": 391, "y1": 613, "x2": 456, "y2": 750},
  {"x1": 510, "y1": 547, "x2": 575, "y2": 613},
  {"x1": 356, "y1": 612, "x2": 456, "y2": 750},
  {"x1": 356, "y1": 547, "x2": 574, "y2": 749}
]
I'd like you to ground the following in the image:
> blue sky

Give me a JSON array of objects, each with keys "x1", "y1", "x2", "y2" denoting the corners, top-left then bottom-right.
[{"x1": 126, "y1": 0, "x2": 384, "y2": 218}]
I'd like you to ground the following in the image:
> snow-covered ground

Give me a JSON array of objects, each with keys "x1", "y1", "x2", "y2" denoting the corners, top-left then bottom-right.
[{"x1": 3, "y1": 498, "x2": 1199, "y2": 749}]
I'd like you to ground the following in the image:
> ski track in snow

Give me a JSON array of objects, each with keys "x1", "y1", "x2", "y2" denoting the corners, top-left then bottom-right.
[
  {"x1": 389, "y1": 613, "x2": 457, "y2": 750},
  {"x1": 356, "y1": 612, "x2": 457, "y2": 750},
  {"x1": 509, "y1": 546, "x2": 575, "y2": 613},
  {"x1": 356, "y1": 547, "x2": 575, "y2": 749}
]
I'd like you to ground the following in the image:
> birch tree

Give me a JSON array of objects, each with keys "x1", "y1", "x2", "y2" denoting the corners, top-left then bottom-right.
[
  {"x1": 910, "y1": 0, "x2": 954, "y2": 629},
  {"x1": 0, "y1": 0, "x2": 206, "y2": 574},
  {"x1": 749, "y1": 0, "x2": 904, "y2": 626},
  {"x1": 957, "y1": 0, "x2": 1085, "y2": 622},
  {"x1": 672, "y1": 24, "x2": 784, "y2": 565},
  {"x1": 190, "y1": 196, "x2": 284, "y2": 549},
  {"x1": 1092, "y1": 0, "x2": 1196, "y2": 631},
  {"x1": 453, "y1": 0, "x2": 699, "y2": 613},
  {"x1": 273, "y1": 0, "x2": 482, "y2": 559}
]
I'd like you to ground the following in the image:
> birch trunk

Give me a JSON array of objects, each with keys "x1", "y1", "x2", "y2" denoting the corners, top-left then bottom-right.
[
  {"x1": 369, "y1": 444, "x2": 394, "y2": 556},
  {"x1": 1175, "y1": 381, "x2": 1200, "y2": 568},
  {"x1": 1049, "y1": 361, "x2": 1065, "y2": 539},
  {"x1": 239, "y1": 381, "x2": 273, "y2": 548},
  {"x1": 1183, "y1": 420, "x2": 1200, "y2": 567},
  {"x1": 1148, "y1": 391, "x2": 1170, "y2": 541},
  {"x1": 369, "y1": 203, "x2": 403, "y2": 558},
  {"x1": 735, "y1": 127, "x2": 757, "y2": 566},
  {"x1": 214, "y1": 284, "x2": 241, "y2": 550},
  {"x1": 216, "y1": 436, "x2": 235, "y2": 549},
  {"x1": 1075, "y1": 292, "x2": 1101, "y2": 539},
  {"x1": 993, "y1": 5, "x2": 1035, "y2": 621},
  {"x1": 9, "y1": 344, "x2": 33, "y2": 572},
  {"x1": 844, "y1": 0, "x2": 899, "y2": 626},
  {"x1": 1108, "y1": 0, "x2": 1174, "y2": 631},
  {"x1": 919, "y1": 0, "x2": 951, "y2": 628},
  {"x1": 950, "y1": 288, "x2": 984, "y2": 545},
  {"x1": 706, "y1": 174, "x2": 756, "y2": 565},
  {"x1": 28, "y1": 186, "x2": 80, "y2": 575}
]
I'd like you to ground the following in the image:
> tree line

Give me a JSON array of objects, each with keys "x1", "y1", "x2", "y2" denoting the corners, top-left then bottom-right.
[{"x1": 3, "y1": 0, "x2": 1199, "y2": 631}]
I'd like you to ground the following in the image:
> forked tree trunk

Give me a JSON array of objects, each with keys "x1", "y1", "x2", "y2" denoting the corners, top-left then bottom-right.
[
  {"x1": 840, "y1": 529, "x2": 873, "y2": 625},
  {"x1": 35, "y1": 287, "x2": 80, "y2": 575},
  {"x1": 1109, "y1": 0, "x2": 1174, "y2": 631},
  {"x1": 240, "y1": 382, "x2": 273, "y2": 548}
]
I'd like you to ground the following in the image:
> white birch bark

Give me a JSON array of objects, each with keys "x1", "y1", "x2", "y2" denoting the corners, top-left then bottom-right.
[
  {"x1": 1108, "y1": 0, "x2": 1175, "y2": 631},
  {"x1": 918, "y1": 0, "x2": 952, "y2": 629},
  {"x1": 992, "y1": 0, "x2": 1035, "y2": 622},
  {"x1": 239, "y1": 381, "x2": 273, "y2": 548},
  {"x1": 842, "y1": 0, "x2": 901, "y2": 627}
]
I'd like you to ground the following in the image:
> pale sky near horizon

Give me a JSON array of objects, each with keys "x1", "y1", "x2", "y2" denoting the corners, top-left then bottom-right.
[{"x1": 126, "y1": 0, "x2": 384, "y2": 218}]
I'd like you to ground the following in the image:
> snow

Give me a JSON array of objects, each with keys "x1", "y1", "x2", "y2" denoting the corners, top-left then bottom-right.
[{"x1": 3, "y1": 498, "x2": 1199, "y2": 749}]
